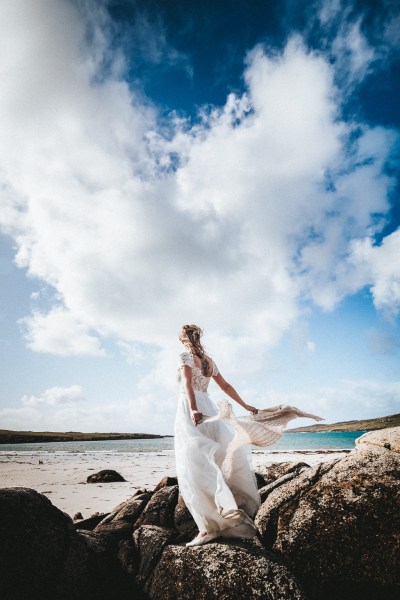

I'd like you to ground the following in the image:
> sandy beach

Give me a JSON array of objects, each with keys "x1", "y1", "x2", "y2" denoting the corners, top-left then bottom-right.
[{"x1": 0, "y1": 449, "x2": 349, "y2": 518}]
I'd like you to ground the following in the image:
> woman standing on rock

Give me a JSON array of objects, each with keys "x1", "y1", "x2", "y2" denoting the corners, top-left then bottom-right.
[
  {"x1": 175, "y1": 324, "x2": 323, "y2": 547},
  {"x1": 175, "y1": 324, "x2": 261, "y2": 546}
]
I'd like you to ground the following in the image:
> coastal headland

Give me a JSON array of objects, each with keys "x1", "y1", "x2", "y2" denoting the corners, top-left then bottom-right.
[{"x1": 287, "y1": 412, "x2": 400, "y2": 432}]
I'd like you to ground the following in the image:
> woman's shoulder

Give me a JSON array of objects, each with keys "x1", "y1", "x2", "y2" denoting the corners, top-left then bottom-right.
[{"x1": 179, "y1": 351, "x2": 194, "y2": 366}]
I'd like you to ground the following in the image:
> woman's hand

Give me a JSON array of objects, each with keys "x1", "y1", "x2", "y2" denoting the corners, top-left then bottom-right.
[
  {"x1": 245, "y1": 404, "x2": 258, "y2": 415},
  {"x1": 191, "y1": 409, "x2": 203, "y2": 426}
]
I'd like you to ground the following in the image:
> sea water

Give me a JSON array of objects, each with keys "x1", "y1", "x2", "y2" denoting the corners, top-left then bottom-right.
[{"x1": 0, "y1": 430, "x2": 365, "y2": 457}]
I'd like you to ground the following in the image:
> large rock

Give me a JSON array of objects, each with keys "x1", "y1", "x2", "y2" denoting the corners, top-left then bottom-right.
[
  {"x1": 256, "y1": 430, "x2": 400, "y2": 599},
  {"x1": 256, "y1": 461, "x2": 310, "y2": 485},
  {"x1": 154, "y1": 476, "x2": 178, "y2": 491},
  {"x1": 107, "y1": 491, "x2": 153, "y2": 524},
  {"x1": 0, "y1": 487, "x2": 135, "y2": 600},
  {"x1": 56, "y1": 529, "x2": 130, "y2": 600},
  {"x1": 256, "y1": 462, "x2": 311, "y2": 502},
  {"x1": 134, "y1": 525, "x2": 177, "y2": 592},
  {"x1": 86, "y1": 469, "x2": 126, "y2": 483},
  {"x1": 92, "y1": 520, "x2": 135, "y2": 542},
  {"x1": 0, "y1": 487, "x2": 74, "y2": 600},
  {"x1": 148, "y1": 542, "x2": 308, "y2": 599},
  {"x1": 356, "y1": 425, "x2": 400, "y2": 452},
  {"x1": 94, "y1": 492, "x2": 153, "y2": 540},
  {"x1": 135, "y1": 485, "x2": 179, "y2": 528},
  {"x1": 96, "y1": 490, "x2": 153, "y2": 527}
]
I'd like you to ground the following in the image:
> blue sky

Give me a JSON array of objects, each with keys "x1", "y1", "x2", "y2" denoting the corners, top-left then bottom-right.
[{"x1": 0, "y1": 0, "x2": 399, "y2": 434}]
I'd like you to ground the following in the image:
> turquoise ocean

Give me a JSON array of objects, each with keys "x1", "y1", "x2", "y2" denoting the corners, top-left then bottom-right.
[{"x1": 0, "y1": 430, "x2": 366, "y2": 456}]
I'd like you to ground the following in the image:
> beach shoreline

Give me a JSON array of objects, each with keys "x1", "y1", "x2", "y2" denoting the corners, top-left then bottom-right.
[{"x1": 0, "y1": 449, "x2": 349, "y2": 518}]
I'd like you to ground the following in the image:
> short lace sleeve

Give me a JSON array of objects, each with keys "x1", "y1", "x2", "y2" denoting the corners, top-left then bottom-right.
[
  {"x1": 179, "y1": 352, "x2": 194, "y2": 368},
  {"x1": 212, "y1": 360, "x2": 219, "y2": 376}
]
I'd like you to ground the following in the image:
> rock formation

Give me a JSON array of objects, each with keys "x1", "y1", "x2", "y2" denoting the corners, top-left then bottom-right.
[
  {"x1": 256, "y1": 427, "x2": 400, "y2": 599},
  {"x1": 1, "y1": 426, "x2": 399, "y2": 600},
  {"x1": 86, "y1": 469, "x2": 127, "y2": 483},
  {"x1": 0, "y1": 488, "x2": 136, "y2": 600}
]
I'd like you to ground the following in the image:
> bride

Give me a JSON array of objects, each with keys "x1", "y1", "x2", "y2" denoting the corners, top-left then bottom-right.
[
  {"x1": 174, "y1": 324, "x2": 261, "y2": 547},
  {"x1": 174, "y1": 324, "x2": 323, "y2": 547}
]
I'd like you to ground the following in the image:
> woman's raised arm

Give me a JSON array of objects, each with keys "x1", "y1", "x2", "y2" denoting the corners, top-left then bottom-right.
[{"x1": 212, "y1": 372, "x2": 258, "y2": 414}]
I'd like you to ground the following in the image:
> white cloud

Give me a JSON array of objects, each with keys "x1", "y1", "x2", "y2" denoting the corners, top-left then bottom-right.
[
  {"x1": 19, "y1": 307, "x2": 105, "y2": 356},
  {"x1": 0, "y1": 0, "x2": 398, "y2": 381},
  {"x1": 1, "y1": 378, "x2": 398, "y2": 434},
  {"x1": 316, "y1": 0, "x2": 400, "y2": 84},
  {"x1": 348, "y1": 231, "x2": 400, "y2": 316},
  {"x1": 331, "y1": 18, "x2": 376, "y2": 85},
  {"x1": 21, "y1": 385, "x2": 85, "y2": 407}
]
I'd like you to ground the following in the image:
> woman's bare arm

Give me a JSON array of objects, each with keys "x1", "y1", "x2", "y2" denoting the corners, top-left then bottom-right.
[
  {"x1": 212, "y1": 372, "x2": 257, "y2": 414},
  {"x1": 181, "y1": 365, "x2": 203, "y2": 425}
]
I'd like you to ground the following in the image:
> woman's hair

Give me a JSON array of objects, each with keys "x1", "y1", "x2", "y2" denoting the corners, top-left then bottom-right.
[{"x1": 179, "y1": 324, "x2": 210, "y2": 376}]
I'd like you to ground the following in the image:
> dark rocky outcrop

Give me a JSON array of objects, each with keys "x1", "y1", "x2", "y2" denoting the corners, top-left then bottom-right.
[
  {"x1": 107, "y1": 491, "x2": 153, "y2": 523},
  {"x1": 154, "y1": 475, "x2": 178, "y2": 491},
  {"x1": 0, "y1": 487, "x2": 133, "y2": 600},
  {"x1": 92, "y1": 519, "x2": 135, "y2": 543},
  {"x1": 0, "y1": 487, "x2": 74, "y2": 600},
  {"x1": 256, "y1": 428, "x2": 400, "y2": 599},
  {"x1": 134, "y1": 525, "x2": 177, "y2": 592},
  {"x1": 86, "y1": 469, "x2": 126, "y2": 483},
  {"x1": 148, "y1": 542, "x2": 307, "y2": 599},
  {"x1": 256, "y1": 461, "x2": 311, "y2": 484},
  {"x1": 2, "y1": 427, "x2": 400, "y2": 600},
  {"x1": 135, "y1": 484, "x2": 179, "y2": 528},
  {"x1": 256, "y1": 461, "x2": 311, "y2": 502}
]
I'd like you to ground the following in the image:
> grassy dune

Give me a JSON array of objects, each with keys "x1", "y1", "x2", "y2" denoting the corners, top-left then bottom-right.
[
  {"x1": 288, "y1": 413, "x2": 400, "y2": 432},
  {"x1": 0, "y1": 430, "x2": 167, "y2": 444}
]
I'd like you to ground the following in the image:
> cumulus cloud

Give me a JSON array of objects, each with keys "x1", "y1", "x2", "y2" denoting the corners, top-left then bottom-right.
[
  {"x1": 348, "y1": 231, "x2": 400, "y2": 316},
  {"x1": 21, "y1": 385, "x2": 85, "y2": 407},
  {"x1": 19, "y1": 307, "x2": 105, "y2": 356},
  {"x1": 0, "y1": 0, "x2": 398, "y2": 385}
]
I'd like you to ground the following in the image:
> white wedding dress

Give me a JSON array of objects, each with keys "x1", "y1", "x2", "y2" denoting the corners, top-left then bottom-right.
[
  {"x1": 174, "y1": 351, "x2": 323, "y2": 538},
  {"x1": 174, "y1": 352, "x2": 260, "y2": 538}
]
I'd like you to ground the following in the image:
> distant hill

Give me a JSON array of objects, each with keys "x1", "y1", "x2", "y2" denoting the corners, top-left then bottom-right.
[
  {"x1": 288, "y1": 413, "x2": 400, "y2": 433},
  {"x1": 0, "y1": 430, "x2": 169, "y2": 444}
]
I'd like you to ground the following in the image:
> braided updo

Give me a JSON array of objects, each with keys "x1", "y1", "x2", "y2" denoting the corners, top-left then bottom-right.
[{"x1": 179, "y1": 324, "x2": 210, "y2": 376}]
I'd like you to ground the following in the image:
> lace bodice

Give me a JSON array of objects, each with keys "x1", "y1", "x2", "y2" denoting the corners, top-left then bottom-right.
[{"x1": 178, "y1": 352, "x2": 219, "y2": 392}]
